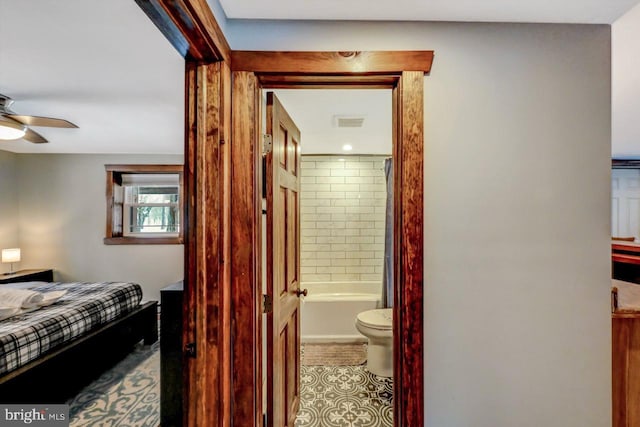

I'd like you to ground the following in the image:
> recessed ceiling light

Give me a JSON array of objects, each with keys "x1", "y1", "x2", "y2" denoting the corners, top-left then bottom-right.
[{"x1": 342, "y1": 144, "x2": 353, "y2": 151}]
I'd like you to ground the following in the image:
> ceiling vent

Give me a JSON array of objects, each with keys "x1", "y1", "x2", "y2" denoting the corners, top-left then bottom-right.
[{"x1": 333, "y1": 115, "x2": 365, "y2": 128}]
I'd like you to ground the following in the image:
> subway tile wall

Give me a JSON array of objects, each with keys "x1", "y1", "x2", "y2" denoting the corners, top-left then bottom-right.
[{"x1": 300, "y1": 155, "x2": 389, "y2": 283}]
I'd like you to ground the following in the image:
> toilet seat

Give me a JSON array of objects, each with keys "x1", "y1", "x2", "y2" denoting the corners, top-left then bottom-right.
[{"x1": 356, "y1": 309, "x2": 392, "y2": 331}]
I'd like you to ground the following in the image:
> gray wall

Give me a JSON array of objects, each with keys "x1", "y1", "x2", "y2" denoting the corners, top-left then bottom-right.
[
  {"x1": 16, "y1": 153, "x2": 183, "y2": 301},
  {"x1": 226, "y1": 21, "x2": 612, "y2": 426},
  {"x1": 0, "y1": 150, "x2": 19, "y2": 258}
]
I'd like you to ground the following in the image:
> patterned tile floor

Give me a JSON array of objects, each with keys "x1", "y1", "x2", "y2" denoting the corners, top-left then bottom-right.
[
  {"x1": 295, "y1": 365, "x2": 393, "y2": 427},
  {"x1": 66, "y1": 339, "x2": 391, "y2": 427},
  {"x1": 67, "y1": 341, "x2": 160, "y2": 426}
]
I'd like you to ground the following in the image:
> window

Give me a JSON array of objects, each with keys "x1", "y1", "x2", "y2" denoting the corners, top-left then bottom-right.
[
  {"x1": 123, "y1": 174, "x2": 180, "y2": 237},
  {"x1": 105, "y1": 165, "x2": 183, "y2": 245}
]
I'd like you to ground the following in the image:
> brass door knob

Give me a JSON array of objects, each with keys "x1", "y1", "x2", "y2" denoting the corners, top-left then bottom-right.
[{"x1": 296, "y1": 288, "x2": 308, "y2": 297}]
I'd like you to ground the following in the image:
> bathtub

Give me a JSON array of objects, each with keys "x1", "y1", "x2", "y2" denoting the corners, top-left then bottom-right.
[{"x1": 301, "y1": 281, "x2": 381, "y2": 343}]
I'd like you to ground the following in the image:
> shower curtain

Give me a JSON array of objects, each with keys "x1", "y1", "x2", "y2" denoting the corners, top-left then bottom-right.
[{"x1": 382, "y1": 157, "x2": 393, "y2": 308}]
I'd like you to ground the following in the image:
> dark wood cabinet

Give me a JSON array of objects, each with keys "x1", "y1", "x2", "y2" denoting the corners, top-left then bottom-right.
[
  {"x1": 613, "y1": 242, "x2": 640, "y2": 284},
  {"x1": 161, "y1": 281, "x2": 183, "y2": 427},
  {"x1": 0, "y1": 269, "x2": 53, "y2": 284}
]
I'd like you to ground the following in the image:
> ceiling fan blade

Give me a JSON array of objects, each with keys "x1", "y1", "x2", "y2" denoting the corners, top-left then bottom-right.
[
  {"x1": 7, "y1": 114, "x2": 78, "y2": 128},
  {"x1": 23, "y1": 128, "x2": 48, "y2": 144}
]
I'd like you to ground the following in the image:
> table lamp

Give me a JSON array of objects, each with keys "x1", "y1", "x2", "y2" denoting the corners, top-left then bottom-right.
[{"x1": 2, "y1": 248, "x2": 21, "y2": 275}]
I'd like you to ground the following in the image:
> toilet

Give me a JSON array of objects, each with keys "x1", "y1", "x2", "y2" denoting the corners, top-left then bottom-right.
[{"x1": 355, "y1": 308, "x2": 393, "y2": 377}]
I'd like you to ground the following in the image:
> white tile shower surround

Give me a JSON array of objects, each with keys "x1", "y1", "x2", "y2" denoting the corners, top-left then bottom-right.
[
  {"x1": 295, "y1": 365, "x2": 393, "y2": 427},
  {"x1": 300, "y1": 155, "x2": 389, "y2": 283}
]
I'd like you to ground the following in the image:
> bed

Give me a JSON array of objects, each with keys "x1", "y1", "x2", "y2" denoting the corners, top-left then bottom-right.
[{"x1": 0, "y1": 281, "x2": 158, "y2": 403}]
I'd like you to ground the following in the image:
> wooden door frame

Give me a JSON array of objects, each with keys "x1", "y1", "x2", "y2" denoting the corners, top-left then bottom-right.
[
  {"x1": 231, "y1": 56, "x2": 431, "y2": 427},
  {"x1": 136, "y1": 2, "x2": 432, "y2": 426},
  {"x1": 136, "y1": 2, "x2": 234, "y2": 426}
]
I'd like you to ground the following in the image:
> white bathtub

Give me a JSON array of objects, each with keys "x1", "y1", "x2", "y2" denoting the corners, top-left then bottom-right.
[{"x1": 301, "y1": 281, "x2": 381, "y2": 343}]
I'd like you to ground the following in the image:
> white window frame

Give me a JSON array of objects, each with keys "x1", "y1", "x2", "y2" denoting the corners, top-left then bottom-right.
[{"x1": 122, "y1": 175, "x2": 180, "y2": 238}]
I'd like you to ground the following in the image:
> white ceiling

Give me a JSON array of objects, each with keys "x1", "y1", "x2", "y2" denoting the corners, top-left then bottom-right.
[
  {"x1": 271, "y1": 90, "x2": 391, "y2": 155},
  {"x1": 0, "y1": 0, "x2": 639, "y2": 155},
  {"x1": 219, "y1": 0, "x2": 639, "y2": 24},
  {"x1": 0, "y1": 0, "x2": 184, "y2": 154}
]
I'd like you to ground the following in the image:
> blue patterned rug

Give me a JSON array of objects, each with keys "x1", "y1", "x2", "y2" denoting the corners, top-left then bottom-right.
[{"x1": 67, "y1": 341, "x2": 160, "y2": 426}]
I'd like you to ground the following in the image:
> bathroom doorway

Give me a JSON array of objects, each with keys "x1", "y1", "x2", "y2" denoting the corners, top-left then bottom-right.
[
  {"x1": 229, "y1": 60, "x2": 427, "y2": 427},
  {"x1": 262, "y1": 89, "x2": 394, "y2": 426}
]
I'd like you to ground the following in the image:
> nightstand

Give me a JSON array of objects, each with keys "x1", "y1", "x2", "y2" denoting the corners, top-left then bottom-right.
[{"x1": 0, "y1": 269, "x2": 54, "y2": 284}]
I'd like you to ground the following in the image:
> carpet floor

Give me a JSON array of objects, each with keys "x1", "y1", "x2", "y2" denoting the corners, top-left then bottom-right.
[{"x1": 67, "y1": 341, "x2": 160, "y2": 427}]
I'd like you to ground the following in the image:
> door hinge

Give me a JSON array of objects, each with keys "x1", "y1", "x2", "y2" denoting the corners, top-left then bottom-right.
[
  {"x1": 263, "y1": 134, "x2": 273, "y2": 155},
  {"x1": 185, "y1": 342, "x2": 196, "y2": 358},
  {"x1": 263, "y1": 294, "x2": 273, "y2": 314}
]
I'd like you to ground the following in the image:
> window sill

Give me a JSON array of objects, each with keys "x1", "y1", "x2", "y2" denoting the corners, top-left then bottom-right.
[{"x1": 103, "y1": 236, "x2": 183, "y2": 245}]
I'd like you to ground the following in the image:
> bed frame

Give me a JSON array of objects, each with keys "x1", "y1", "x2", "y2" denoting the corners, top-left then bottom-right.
[{"x1": 0, "y1": 300, "x2": 158, "y2": 403}]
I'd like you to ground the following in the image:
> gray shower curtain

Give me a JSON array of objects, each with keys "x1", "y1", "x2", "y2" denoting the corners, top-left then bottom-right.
[{"x1": 381, "y1": 157, "x2": 393, "y2": 308}]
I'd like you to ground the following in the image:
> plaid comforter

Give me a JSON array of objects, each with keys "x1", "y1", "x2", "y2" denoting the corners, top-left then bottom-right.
[{"x1": 0, "y1": 282, "x2": 143, "y2": 376}]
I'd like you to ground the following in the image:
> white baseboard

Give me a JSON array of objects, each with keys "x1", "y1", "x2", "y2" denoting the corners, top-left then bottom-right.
[{"x1": 301, "y1": 335, "x2": 367, "y2": 344}]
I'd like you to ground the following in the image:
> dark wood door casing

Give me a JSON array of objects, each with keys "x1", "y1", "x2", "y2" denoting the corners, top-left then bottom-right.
[
  {"x1": 393, "y1": 71, "x2": 425, "y2": 427},
  {"x1": 233, "y1": 71, "x2": 426, "y2": 427},
  {"x1": 183, "y1": 61, "x2": 232, "y2": 427},
  {"x1": 135, "y1": 0, "x2": 230, "y2": 62},
  {"x1": 230, "y1": 70, "x2": 263, "y2": 427},
  {"x1": 231, "y1": 51, "x2": 434, "y2": 74}
]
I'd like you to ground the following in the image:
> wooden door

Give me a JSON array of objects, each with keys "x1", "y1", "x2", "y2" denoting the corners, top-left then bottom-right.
[{"x1": 265, "y1": 92, "x2": 302, "y2": 427}]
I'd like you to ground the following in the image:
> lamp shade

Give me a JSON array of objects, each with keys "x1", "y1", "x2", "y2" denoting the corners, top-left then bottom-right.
[
  {"x1": 2, "y1": 248, "x2": 21, "y2": 263},
  {"x1": 0, "y1": 121, "x2": 26, "y2": 140}
]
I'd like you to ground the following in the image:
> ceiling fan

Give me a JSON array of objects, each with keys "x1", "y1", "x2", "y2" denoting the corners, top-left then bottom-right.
[{"x1": 0, "y1": 94, "x2": 78, "y2": 143}]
